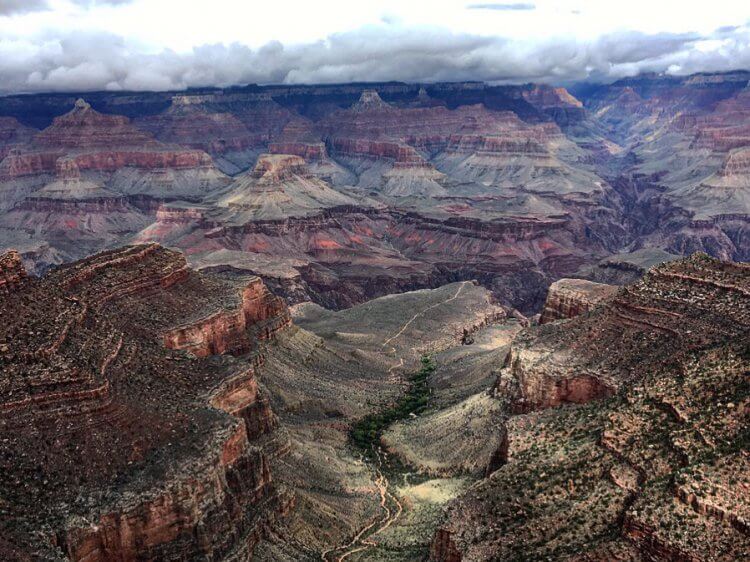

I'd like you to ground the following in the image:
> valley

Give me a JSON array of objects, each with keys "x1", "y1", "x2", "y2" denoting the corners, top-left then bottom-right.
[
  {"x1": 0, "y1": 71, "x2": 748, "y2": 562},
  {"x1": 1, "y1": 72, "x2": 748, "y2": 316}
]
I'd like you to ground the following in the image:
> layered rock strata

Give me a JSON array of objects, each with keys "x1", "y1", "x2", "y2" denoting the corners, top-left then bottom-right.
[
  {"x1": 538, "y1": 278, "x2": 618, "y2": 324},
  {"x1": 432, "y1": 254, "x2": 750, "y2": 561},
  {"x1": 0, "y1": 244, "x2": 293, "y2": 560}
]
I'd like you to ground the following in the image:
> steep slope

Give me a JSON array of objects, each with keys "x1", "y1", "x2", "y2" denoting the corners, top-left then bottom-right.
[
  {"x1": 0, "y1": 244, "x2": 292, "y2": 560},
  {"x1": 432, "y1": 254, "x2": 750, "y2": 561}
]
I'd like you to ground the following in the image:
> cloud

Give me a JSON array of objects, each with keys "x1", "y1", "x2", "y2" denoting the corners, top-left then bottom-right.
[
  {"x1": 0, "y1": 24, "x2": 747, "y2": 94},
  {"x1": 0, "y1": 0, "x2": 132, "y2": 16},
  {"x1": 466, "y1": 3, "x2": 535, "y2": 10},
  {"x1": 0, "y1": 0, "x2": 48, "y2": 15},
  {"x1": 71, "y1": 0, "x2": 134, "y2": 6}
]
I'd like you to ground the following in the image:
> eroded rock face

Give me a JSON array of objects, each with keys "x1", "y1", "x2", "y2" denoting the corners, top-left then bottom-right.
[
  {"x1": 433, "y1": 254, "x2": 750, "y2": 561},
  {"x1": 0, "y1": 98, "x2": 228, "y2": 201},
  {"x1": 0, "y1": 249, "x2": 26, "y2": 293},
  {"x1": 0, "y1": 243, "x2": 293, "y2": 560},
  {"x1": 163, "y1": 275, "x2": 291, "y2": 357},
  {"x1": 538, "y1": 278, "x2": 618, "y2": 324},
  {"x1": 0, "y1": 117, "x2": 36, "y2": 160},
  {"x1": 500, "y1": 254, "x2": 748, "y2": 412}
]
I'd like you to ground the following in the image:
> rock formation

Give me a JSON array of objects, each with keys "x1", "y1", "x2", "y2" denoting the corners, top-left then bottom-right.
[
  {"x1": 0, "y1": 98, "x2": 228, "y2": 206},
  {"x1": 432, "y1": 254, "x2": 750, "y2": 560},
  {"x1": 0, "y1": 117, "x2": 36, "y2": 160},
  {"x1": 538, "y1": 277, "x2": 618, "y2": 324},
  {"x1": 135, "y1": 95, "x2": 264, "y2": 174},
  {"x1": 0, "y1": 249, "x2": 26, "y2": 293},
  {"x1": 209, "y1": 154, "x2": 367, "y2": 223},
  {"x1": 0, "y1": 72, "x2": 749, "y2": 316},
  {"x1": 0, "y1": 244, "x2": 293, "y2": 560}
]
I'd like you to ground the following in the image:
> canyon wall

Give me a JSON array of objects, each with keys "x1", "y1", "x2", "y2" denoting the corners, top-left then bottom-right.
[{"x1": 0, "y1": 244, "x2": 294, "y2": 560}]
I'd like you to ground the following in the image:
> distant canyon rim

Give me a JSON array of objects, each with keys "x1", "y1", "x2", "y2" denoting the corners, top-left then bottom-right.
[{"x1": 0, "y1": 72, "x2": 748, "y2": 314}]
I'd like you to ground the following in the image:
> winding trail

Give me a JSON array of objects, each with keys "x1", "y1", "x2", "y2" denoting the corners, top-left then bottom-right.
[
  {"x1": 381, "y1": 281, "x2": 469, "y2": 350},
  {"x1": 321, "y1": 283, "x2": 467, "y2": 561},
  {"x1": 321, "y1": 449, "x2": 403, "y2": 562}
]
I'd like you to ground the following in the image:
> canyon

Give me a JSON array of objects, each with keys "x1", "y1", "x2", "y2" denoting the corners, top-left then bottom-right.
[
  {"x1": 1, "y1": 244, "x2": 746, "y2": 561},
  {"x1": 0, "y1": 71, "x2": 747, "y2": 314},
  {"x1": 0, "y1": 71, "x2": 748, "y2": 562}
]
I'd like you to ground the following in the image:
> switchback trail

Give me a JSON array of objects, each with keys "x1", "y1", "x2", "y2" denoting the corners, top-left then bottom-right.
[
  {"x1": 320, "y1": 448, "x2": 403, "y2": 562},
  {"x1": 381, "y1": 281, "x2": 468, "y2": 349}
]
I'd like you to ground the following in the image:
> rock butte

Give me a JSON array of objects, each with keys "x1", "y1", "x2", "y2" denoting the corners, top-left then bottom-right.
[{"x1": 538, "y1": 277, "x2": 619, "y2": 324}]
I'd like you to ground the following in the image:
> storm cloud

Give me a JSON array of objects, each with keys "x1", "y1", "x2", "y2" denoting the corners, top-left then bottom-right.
[
  {"x1": 0, "y1": 23, "x2": 748, "y2": 94},
  {"x1": 0, "y1": 0, "x2": 48, "y2": 15}
]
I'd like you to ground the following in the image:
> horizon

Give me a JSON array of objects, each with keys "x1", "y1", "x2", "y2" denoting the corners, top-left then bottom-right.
[
  {"x1": 2, "y1": 67, "x2": 749, "y2": 99},
  {"x1": 0, "y1": 0, "x2": 749, "y2": 95}
]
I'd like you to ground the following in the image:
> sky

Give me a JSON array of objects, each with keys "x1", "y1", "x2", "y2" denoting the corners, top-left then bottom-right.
[{"x1": 0, "y1": 0, "x2": 748, "y2": 94}]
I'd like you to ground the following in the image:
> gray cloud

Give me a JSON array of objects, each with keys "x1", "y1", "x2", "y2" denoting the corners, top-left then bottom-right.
[
  {"x1": 71, "y1": 0, "x2": 134, "y2": 6},
  {"x1": 0, "y1": 24, "x2": 747, "y2": 94},
  {"x1": 0, "y1": 0, "x2": 131, "y2": 15},
  {"x1": 466, "y1": 3, "x2": 535, "y2": 10},
  {"x1": 0, "y1": 0, "x2": 48, "y2": 15}
]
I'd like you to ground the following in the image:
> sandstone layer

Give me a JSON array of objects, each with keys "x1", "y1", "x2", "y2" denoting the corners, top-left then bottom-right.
[
  {"x1": 0, "y1": 244, "x2": 293, "y2": 560},
  {"x1": 538, "y1": 277, "x2": 619, "y2": 324},
  {"x1": 432, "y1": 254, "x2": 750, "y2": 561}
]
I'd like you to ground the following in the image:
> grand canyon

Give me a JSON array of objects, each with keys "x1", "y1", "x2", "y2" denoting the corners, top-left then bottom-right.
[{"x1": 1, "y1": 10, "x2": 750, "y2": 560}]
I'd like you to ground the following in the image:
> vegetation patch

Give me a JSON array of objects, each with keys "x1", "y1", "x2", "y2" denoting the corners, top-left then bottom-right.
[{"x1": 351, "y1": 355, "x2": 435, "y2": 455}]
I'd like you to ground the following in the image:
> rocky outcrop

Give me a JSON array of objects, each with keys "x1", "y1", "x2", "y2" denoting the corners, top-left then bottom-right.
[
  {"x1": 501, "y1": 254, "x2": 749, "y2": 412},
  {"x1": 519, "y1": 85, "x2": 583, "y2": 110},
  {"x1": 57, "y1": 424, "x2": 279, "y2": 562},
  {"x1": 539, "y1": 278, "x2": 618, "y2": 323},
  {"x1": 0, "y1": 244, "x2": 293, "y2": 560},
  {"x1": 430, "y1": 529, "x2": 462, "y2": 562},
  {"x1": 433, "y1": 253, "x2": 750, "y2": 561},
  {"x1": 0, "y1": 249, "x2": 26, "y2": 293},
  {"x1": 163, "y1": 275, "x2": 291, "y2": 357},
  {"x1": 250, "y1": 153, "x2": 310, "y2": 181},
  {"x1": 210, "y1": 154, "x2": 366, "y2": 223},
  {"x1": 501, "y1": 346, "x2": 616, "y2": 412},
  {"x1": 351, "y1": 89, "x2": 391, "y2": 111}
]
